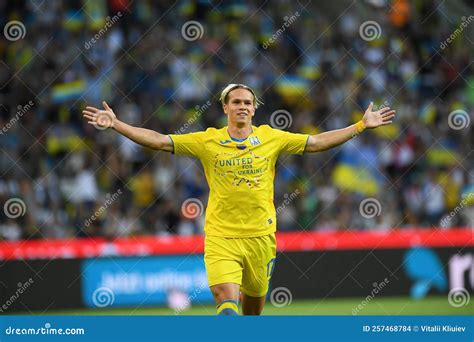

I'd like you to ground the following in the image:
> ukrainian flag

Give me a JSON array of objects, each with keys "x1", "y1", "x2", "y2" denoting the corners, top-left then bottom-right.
[
  {"x1": 51, "y1": 80, "x2": 86, "y2": 103},
  {"x1": 275, "y1": 75, "x2": 310, "y2": 98},
  {"x1": 331, "y1": 147, "x2": 382, "y2": 196},
  {"x1": 426, "y1": 138, "x2": 459, "y2": 166},
  {"x1": 297, "y1": 58, "x2": 321, "y2": 80}
]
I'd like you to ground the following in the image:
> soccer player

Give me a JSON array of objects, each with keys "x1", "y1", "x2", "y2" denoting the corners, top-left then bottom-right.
[{"x1": 82, "y1": 84, "x2": 395, "y2": 315}]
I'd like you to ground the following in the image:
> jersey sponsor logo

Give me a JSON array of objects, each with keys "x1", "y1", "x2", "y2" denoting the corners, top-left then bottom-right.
[
  {"x1": 214, "y1": 150, "x2": 270, "y2": 188},
  {"x1": 219, "y1": 139, "x2": 232, "y2": 144},
  {"x1": 249, "y1": 136, "x2": 261, "y2": 146}
]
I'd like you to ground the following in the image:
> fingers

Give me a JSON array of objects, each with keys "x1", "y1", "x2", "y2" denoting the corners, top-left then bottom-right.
[
  {"x1": 85, "y1": 106, "x2": 99, "y2": 113},
  {"x1": 82, "y1": 110, "x2": 95, "y2": 116},
  {"x1": 82, "y1": 109, "x2": 96, "y2": 123},
  {"x1": 368, "y1": 102, "x2": 374, "y2": 111},
  {"x1": 103, "y1": 101, "x2": 111, "y2": 111},
  {"x1": 377, "y1": 106, "x2": 393, "y2": 115},
  {"x1": 381, "y1": 110, "x2": 396, "y2": 117},
  {"x1": 382, "y1": 113, "x2": 395, "y2": 123}
]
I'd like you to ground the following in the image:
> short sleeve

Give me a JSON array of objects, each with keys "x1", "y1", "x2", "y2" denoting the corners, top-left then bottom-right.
[
  {"x1": 168, "y1": 131, "x2": 207, "y2": 158},
  {"x1": 273, "y1": 128, "x2": 309, "y2": 155}
]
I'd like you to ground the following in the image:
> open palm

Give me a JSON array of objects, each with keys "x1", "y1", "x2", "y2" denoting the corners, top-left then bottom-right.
[
  {"x1": 363, "y1": 102, "x2": 396, "y2": 129},
  {"x1": 82, "y1": 101, "x2": 116, "y2": 130}
]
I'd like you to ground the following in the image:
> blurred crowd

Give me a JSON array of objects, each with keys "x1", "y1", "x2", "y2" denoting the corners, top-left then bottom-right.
[{"x1": 0, "y1": 0, "x2": 473, "y2": 241}]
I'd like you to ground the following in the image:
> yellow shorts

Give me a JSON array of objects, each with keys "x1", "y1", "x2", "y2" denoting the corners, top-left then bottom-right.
[{"x1": 204, "y1": 233, "x2": 276, "y2": 297}]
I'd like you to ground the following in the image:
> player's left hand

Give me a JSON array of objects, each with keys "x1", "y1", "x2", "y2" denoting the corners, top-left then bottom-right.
[{"x1": 362, "y1": 102, "x2": 396, "y2": 128}]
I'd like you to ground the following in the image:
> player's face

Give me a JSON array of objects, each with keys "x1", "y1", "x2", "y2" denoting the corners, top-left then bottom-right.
[{"x1": 223, "y1": 88, "x2": 255, "y2": 126}]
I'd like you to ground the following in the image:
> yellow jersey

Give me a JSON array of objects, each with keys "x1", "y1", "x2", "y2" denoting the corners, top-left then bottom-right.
[{"x1": 169, "y1": 125, "x2": 308, "y2": 237}]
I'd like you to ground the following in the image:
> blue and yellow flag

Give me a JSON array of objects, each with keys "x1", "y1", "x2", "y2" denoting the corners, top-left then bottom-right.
[
  {"x1": 51, "y1": 80, "x2": 86, "y2": 103},
  {"x1": 331, "y1": 146, "x2": 383, "y2": 196}
]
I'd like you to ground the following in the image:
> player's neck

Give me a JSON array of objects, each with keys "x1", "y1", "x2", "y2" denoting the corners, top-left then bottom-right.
[{"x1": 227, "y1": 124, "x2": 252, "y2": 140}]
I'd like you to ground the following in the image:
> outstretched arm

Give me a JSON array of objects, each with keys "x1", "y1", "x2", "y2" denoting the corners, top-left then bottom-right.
[
  {"x1": 305, "y1": 102, "x2": 395, "y2": 153},
  {"x1": 82, "y1": 101, "x2": 173, "y2": 152}
]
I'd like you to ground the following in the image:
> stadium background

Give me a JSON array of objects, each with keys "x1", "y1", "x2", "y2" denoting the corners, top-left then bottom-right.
[{"x1": 0, "y1": 0, "x2": 472, "y2": 315}]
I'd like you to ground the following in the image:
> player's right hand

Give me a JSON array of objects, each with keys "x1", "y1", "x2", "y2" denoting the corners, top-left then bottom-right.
[{"x1": 82, "y1": 101, "x2": 116, "y2": 130}]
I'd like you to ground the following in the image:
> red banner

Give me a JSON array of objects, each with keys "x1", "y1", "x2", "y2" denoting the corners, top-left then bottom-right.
[{"x1": 0, "y1": 228, "x2": 472, "y2": 260}]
